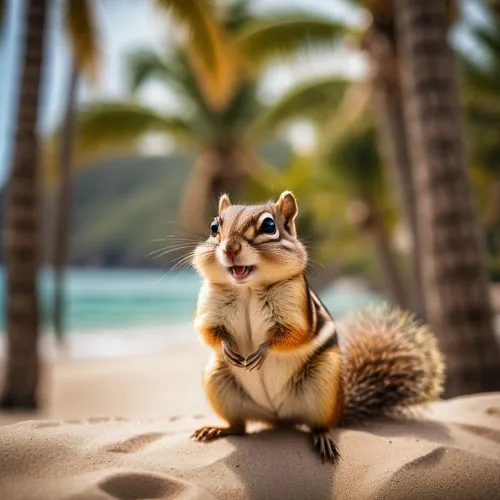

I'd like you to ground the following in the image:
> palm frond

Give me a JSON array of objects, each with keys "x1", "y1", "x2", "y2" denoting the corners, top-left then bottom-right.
[
  {"x1": 76, "y1": 101, "x2": 194, "y2": 150},
  {"x1": 156, "y1": 0, "x2": 237, "y2": 109},
  {"x1": 459, "y1": 55, "x2": 495, "y2": 91},
  {"x1": 252, "y1": 76, "x2": 351, "y2": 136},
  {"x1": 222, "y1": 0, "x2": 257, "y2": 34},
  {"x1": 317, "y1": 82, "x2": 370, "y2": 144},
  {"x1": 127, "y1": 50, "x2": 178, "y2": 93},
  {"x1": 324, "y1": 120, "x2": 383, "y2": 199},
  {"x1": 127, "y1": 48, "x2": 217, "y2": 128},
  {"x1": 215, "y1": 80, "x2": 261, "y2": 134},
  {"x1": 470, "y1": 22, "x2": 500, "y2": 62},
  {"x1": 63, "y1": 0, "x2": 99, "y2": 80},
  {"x1": 234, "y1": 17, "x2": 352, "y2": 69},
  {"x1": 460, "y1": 53, "x2": 500, "y2": 115}
]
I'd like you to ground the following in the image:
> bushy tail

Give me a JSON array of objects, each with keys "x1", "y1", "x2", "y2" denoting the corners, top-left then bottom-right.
[{"x1": 337, "y1": 305, "x2": 445, "y2": 426}]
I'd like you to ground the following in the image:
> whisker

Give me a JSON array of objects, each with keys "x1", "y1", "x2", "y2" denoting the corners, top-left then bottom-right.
[
  {"x1": 147, "y1": 245, "x2": 198, "y2": 260},
  {"x1": 166, "y1": 247, "x2": 216, "y2": 269},
  {"x1": 147, "y1": 238, "x2": 218, "y2": 258},
  {"x1": 149, "y1": 243, "x2": 197, "y2": 254},
  {"x1": 148, "y1": 246, "x2": 183, "y2": 257}
]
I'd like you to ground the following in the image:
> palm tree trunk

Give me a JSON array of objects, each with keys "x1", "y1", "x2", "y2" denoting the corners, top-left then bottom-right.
[
  {"x1": 178, "y1": 150, "x2": 222, "y2": 237},
  {"x1": 366, "y1": 27, "x2": 426, "y2": 320},
  {"x1": 210, "y1": 146, "x2": 244, "y2": 203},
  {"x1": 178, "y1": 145, "x2": 244, "y2": 236},
  {"x1": 53, "y1": 64, "x2": 79, "y2": 343},
  {"x1": 396, "y1": 0, "x2": 500, "y2": 396},
  {"x1": 347, "y1": 199, "x2": 408, "y2": 308},
  {"x1": 1, "y1": 0, "x2": 48, "y2": 409}
]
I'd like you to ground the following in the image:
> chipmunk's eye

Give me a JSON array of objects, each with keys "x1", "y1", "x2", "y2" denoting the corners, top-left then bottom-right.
[
  {"x1": 210, "y1": 220, "x2": 219, "y2": 235},
  {"x1": 260, "y1": 217, "x2": 276, "y2": 234}
]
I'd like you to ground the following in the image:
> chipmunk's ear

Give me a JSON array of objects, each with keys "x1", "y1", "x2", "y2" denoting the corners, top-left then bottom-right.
[
  {"x1": 276, "y1": 191, "x2": 298, "y2": 236},
  {"x1": 218, "y1": 193, "x2": 231, "y2": 213}
]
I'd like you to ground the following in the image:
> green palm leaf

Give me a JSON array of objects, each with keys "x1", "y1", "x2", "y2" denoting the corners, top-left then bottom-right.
[
  {"x1": 234, "y1": 17, "x2": 352, "y2": 69},
  {"x1": 253, "y1": 76, "x2": 351, "y2": 135},
  {"x1": 127, "y1": 50, "x2": 178, "y2": 93},
  {"x1": 127, "y1": 48, "x2": 216, "y2": 127},
  {"x1": 77, "y1": 101, "x2": 194, "y2": 150},
  {"x1": 471, "y1": 22, "x2": 500, "y2": 61},
  {"x1": 63, "y1": 0, "x2": 98, "y2": 79},
  {"x1": 324, "y1": 121, "x2": 383, "y2": 199},
  {"x1": 156, "y1": 0, "x2": 236, "y2": 109}
]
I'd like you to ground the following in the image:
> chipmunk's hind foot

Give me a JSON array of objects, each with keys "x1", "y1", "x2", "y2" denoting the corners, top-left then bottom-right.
[
  {"x1": 191, "y1": 425, "x2": 245, "y2": 442},
  {"x1": 312, "y1": 428, "x2": 340, "y2": 464}
]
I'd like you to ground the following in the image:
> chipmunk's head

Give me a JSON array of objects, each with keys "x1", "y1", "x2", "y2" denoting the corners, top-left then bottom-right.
[{"x1": 193, "y1": 191, "x2": 307, "y2": 286}]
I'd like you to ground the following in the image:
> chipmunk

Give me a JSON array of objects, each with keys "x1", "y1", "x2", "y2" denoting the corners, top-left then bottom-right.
[{"x1": 191, "y1": 191, "x2": 444, "y2": 463}]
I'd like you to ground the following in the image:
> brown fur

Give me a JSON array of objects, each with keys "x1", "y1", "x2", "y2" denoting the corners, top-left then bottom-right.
[
  {"x1": 337, "y1": 305, "x2": 445, "y2": 426},
  {"x1": 197, "y1": 325, "x2": 229, "y2": 350}
]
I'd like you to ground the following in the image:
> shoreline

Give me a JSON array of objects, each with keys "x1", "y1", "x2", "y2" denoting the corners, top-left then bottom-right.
[{"x1": 0, "y1": 322, "x2": 197, "y2": 360}]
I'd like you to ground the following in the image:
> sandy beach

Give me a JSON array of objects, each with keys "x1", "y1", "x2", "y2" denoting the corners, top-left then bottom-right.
[
  {"x1": 0, "y1": 326, "x2": 211, "y2": 425},
  {"x1": 0, "y1": 329, "x2": 499, "y2": 499}
]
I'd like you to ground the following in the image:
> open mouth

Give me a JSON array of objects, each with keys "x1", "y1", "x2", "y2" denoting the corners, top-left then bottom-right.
[{"x1": 228, "y1": 265, "x2": 255, "y2": 281}]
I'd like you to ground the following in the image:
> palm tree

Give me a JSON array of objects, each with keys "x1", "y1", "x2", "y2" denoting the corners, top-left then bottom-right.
[
  {"x1": 324, "y1": 118, "x2": 408, "y2": 307},
  {"x1": 459, "y1": 6, "x2": 500, "y2": 258},
  {"x1": 256, "y1": 78, "x2": 408, "y2": 306},
  {"x1": 74, "y1": 3, "x2": 347, "y2": 235},
  {"x1": 1, "y1": 0, "x2": 48, "y2": 409},
  {"x1": 345, "y1": 0, "x2": 458, "y2": 322},
  {"x1": 395, "y1": 0, "x2": 500, "y2": 396},
  {"x1": 52, "y1": 64, "x2": 79, "y2": 343},
  {"x1": 77, "y1": 49, "x2": 261, "y2": 236},
  {"x1": 52, "y1": 0, "x2": 98, "y2": 343},
  {"x1": 361, "y1": 13, "x2": 424, "y2": 318}
]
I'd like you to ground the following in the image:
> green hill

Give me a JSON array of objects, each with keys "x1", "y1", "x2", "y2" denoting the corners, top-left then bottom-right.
[{"x1": 68, "y1": 152, "x2": 193, "y2": 267}]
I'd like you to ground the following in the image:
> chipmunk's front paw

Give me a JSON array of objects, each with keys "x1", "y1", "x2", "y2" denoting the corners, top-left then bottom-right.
[
  {"x1": 222, "y1": 340, "x2": 246, "y2": 368},
  {"x1": 245, "y1": 342, "x2": 268, "y2": 371},
  {"x1": 191, "y1": 425, "x2": 245, "y2": 442},
  {"x1": 312, "y1": 428, "x2": 340, "y2": 464}
]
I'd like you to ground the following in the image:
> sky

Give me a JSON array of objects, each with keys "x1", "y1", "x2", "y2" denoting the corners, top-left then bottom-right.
[{"x1": 0, "y1": 0, "x2": 488, "y2": 186}]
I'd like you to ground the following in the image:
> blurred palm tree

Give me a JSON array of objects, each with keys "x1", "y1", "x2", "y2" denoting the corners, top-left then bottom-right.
[
  {"x1": 296, "y1": 0, "x2": 426, "y2": 317},
  {"x1": 460, "y1": 4, "x2": 500, "y2": 257},
  {"x1": 74, "y1": 1, "x2": 347, "y2": 235},
  {"x1": 396, "y1": 0, "x2": 500, "y2": 396},
  {"x1": 52, "y1": 0, "x2": 99, "y2": 344},
  {"x1": 323, "y1": 118, "x2": 407, "y2": 307},
  {"x1": 250, "y1": 0, "x2": 453, "y2": 317},
  {"x1": 256, "y1": 77, "x2": 407, "y2": 305},
  {"x1": 1, "y1": 0, "x2": 48, "y2": 410}
]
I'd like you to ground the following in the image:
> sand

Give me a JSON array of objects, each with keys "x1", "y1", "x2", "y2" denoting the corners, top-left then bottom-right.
[{"x1": 0, "y1": 334, "x2": 499, "y2": 499}]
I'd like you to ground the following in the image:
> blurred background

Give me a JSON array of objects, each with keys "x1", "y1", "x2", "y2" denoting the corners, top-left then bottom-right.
[{"x1": 0, "y1": 0, "x2": 500, "y2": 417}]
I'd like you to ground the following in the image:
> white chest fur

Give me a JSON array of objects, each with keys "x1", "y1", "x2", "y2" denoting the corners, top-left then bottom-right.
[
  {"x1": 196, "y1": 280, "x2": 336, "y2": 421},
  {"x1": 198, "y1": 282, "x2": 314, "y2": 418},
  {"x1": 224, "y1": 288, "x2": 271, "y2": 355}
]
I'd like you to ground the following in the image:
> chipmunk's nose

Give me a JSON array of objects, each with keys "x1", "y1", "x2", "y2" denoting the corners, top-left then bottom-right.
[{"x1": 223, "y1": 240, "x2": 242, "y2": 260}]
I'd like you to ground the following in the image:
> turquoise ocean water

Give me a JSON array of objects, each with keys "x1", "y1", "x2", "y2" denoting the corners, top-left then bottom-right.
[{"x1": 0, "y1": 268, "x2": 385, "y2": 334}]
